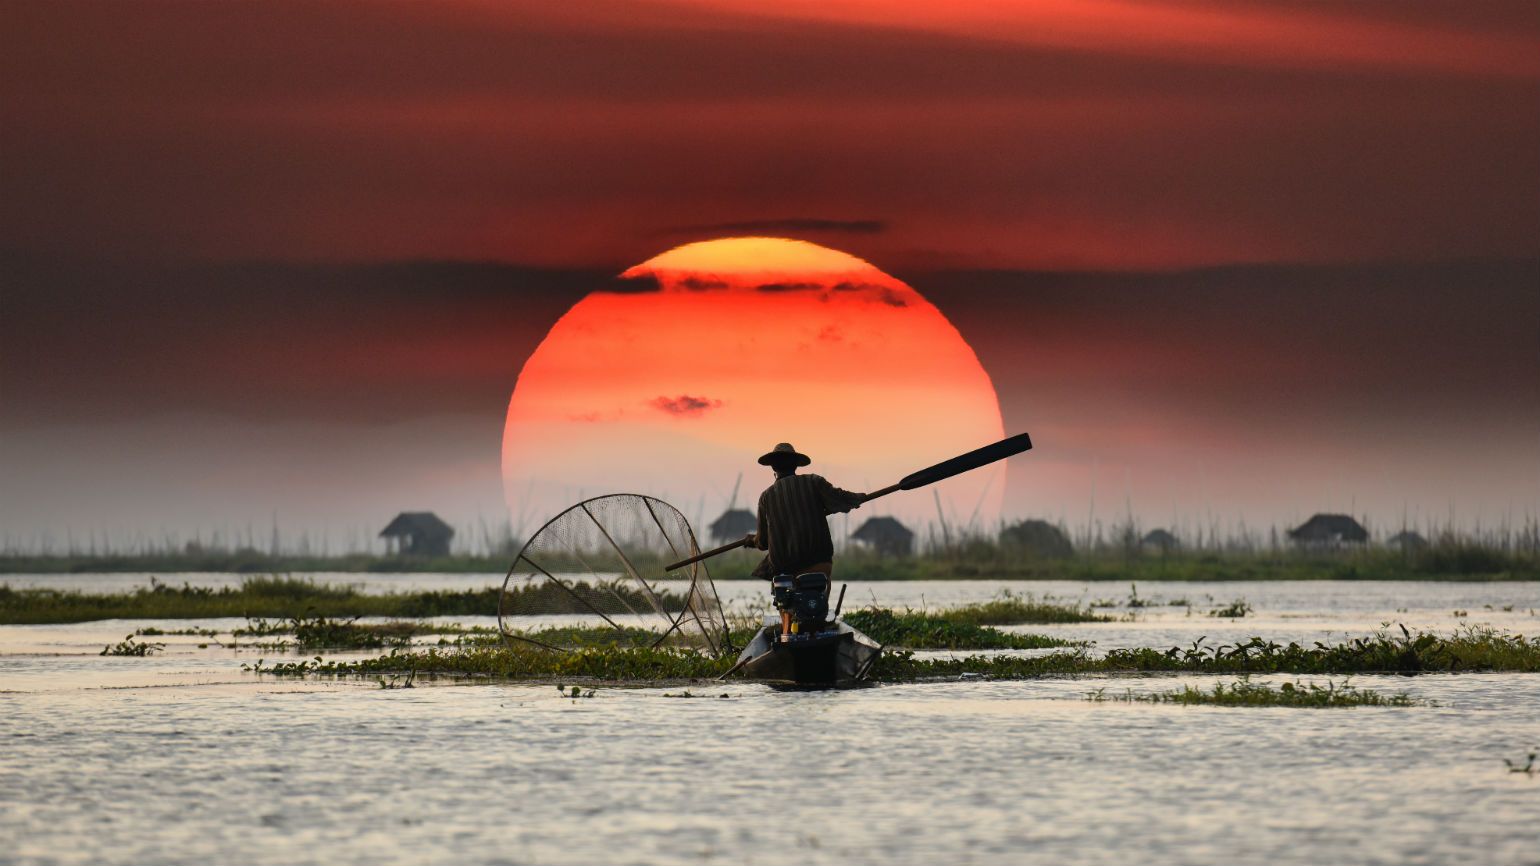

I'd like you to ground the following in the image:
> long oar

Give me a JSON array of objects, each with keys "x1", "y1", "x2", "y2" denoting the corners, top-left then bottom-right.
[{"x1": 664, "y1": 431, "x2": 1032, "y2": 571}]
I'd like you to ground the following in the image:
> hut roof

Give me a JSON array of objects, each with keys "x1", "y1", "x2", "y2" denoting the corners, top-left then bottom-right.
[
  {"x1": 851, "y1": 516, "x2": 914, "y2": 542},
  {"x1": 1141, "y1": 528, "x2": 1179, "y2": 547},
  {"x1": 1288, "y1": 513, "x2": 1368, "y2": 542},
  {"x1": 1387, "y1": 530, "x2": 1428, "y2": 547},
  {"x1": 998, "y1": 519, "x2": 1074, "y2": 558},
  {"x1": 709, "y1": 509, "x2": 757, "y2": 536},
  {"x1": 380, "y1": 511, "x2": 455, "y2": 539}
]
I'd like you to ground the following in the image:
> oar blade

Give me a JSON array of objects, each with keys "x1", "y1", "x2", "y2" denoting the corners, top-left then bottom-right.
[{"x1": 897, "y1": 432, "x2": 1033, "y2": 491}]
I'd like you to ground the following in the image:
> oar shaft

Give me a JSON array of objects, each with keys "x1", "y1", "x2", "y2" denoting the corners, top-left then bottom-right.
[
  {"x1": 665, "y1": 431, "x2": 1031, "y2": 572},
  {"x1": 665, "y1": 537, "x2": 749, "y2": 572}
]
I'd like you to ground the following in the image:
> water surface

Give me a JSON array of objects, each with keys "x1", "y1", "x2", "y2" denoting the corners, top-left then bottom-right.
[{"x1": 3, "y1": 578, "x2": 1536, "y2": 865}]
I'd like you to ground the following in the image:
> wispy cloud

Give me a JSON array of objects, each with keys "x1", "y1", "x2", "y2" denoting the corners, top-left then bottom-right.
[{"x1": 650, "y1": 395, "x2": 723, "y2": 417}]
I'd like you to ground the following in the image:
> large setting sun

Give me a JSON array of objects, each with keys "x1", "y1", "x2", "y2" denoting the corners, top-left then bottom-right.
[{"x1": 502, "y1": 237, "x2": 1006, "y2": 536}]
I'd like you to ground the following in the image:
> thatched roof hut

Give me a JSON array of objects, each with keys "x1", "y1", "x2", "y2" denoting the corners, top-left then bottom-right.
[
  {"x1": 1387, "y1": 530, "x2": 1428, "y2": 551},
  {"x1": 708, "y1": 508, "x2": 757, "y2": 545},
  {"x1": 380, "y1": 512, "x2": 455, "y2": 557},
  {"x1": 1140, "y1": 528, "x2": 1180, "y2": 552},
  {"x1": 851, "y1": 516, "x2": 914, "y2": 557},
  {"x1": 1288, "y1": 513, "x2": 1368, "y2": 546},
  {"x1": 999, "y1": 519, "x2": 1074, "y2": 558}
]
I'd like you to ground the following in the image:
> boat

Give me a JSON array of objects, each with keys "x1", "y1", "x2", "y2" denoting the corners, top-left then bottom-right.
[
  {"x1": 733, "y1": 619, "x2": 882, "y2": 686},
  {"x1": 727, "y1": 571, "x2": 882, "y2": 686}
]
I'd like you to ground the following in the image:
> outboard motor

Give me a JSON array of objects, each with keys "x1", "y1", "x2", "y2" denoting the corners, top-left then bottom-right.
[{"x1": 770, "y1": 572, "x2": 831, "y2": 638}]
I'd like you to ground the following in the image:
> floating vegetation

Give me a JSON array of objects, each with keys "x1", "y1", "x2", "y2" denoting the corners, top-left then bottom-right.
[
  {"x1": 1504, "y1": 752, "x2": 1536, "y2": 775},
  {"x1": 377, "y1": 670, "x2": 416, "y2": 690},
  {"x1": 1209, "y1": 599, "x2": 1253, "y2": 618},
  {"x1": 247, "y1": 625, "x2": 1540, "y2": 684},
  {"x1": 246, "y1": 644, "x2": 734, "y2": 681},
  {"x1": 507, "y1": 624, "x2": 664, "y2": 649},
  {"x1": 1086, "y1": 678, "x2": 1428, "y2": 707},
  {"x1": 1101, "y1": 625, "x2": 1540, "y2": 675},
  {"x1": 873, "y1": 625, "x2": 1540, "y2": 681},
  {"x1": 931, "y1": 591, "x2": 1110, "y2": 625},
  {"x1": 100, "y1": 635, "x2": 165, "y2": 656},
  {"x1": 133, "y1": 626, "x2": 220, "y2": 637},
  {"x1": 233, "y1": 616, "x2": 436, "y2": 650},
  {"x1": 842, "y1": 608, "x2": 1075, "y2": 650},
  {"x1": 557, "y1": 684, "x2": 596, "y2": 699},
  {"x1": 0, "y1": 576, "x2": 685, "y2": 625}
]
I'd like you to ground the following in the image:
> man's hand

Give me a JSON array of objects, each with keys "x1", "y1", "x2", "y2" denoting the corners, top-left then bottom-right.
[{"x1": 742, "y1": 533, "x2": 758, "y2": 549}]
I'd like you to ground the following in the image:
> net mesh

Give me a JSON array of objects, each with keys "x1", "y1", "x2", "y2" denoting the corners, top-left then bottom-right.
[{"x1": 497, "y1": 494, "x2": 732, "y2": 655}]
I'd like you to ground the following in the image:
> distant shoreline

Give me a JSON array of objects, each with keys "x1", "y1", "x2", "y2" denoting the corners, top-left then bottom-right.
[{"x1": 2, "y1": 549, "x2": 1535, "y2": 582}]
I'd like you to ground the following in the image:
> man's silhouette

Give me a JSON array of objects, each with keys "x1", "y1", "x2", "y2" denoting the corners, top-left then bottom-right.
[{"x1": 743, "y1": 443, "x2": 866, "y2": 579}]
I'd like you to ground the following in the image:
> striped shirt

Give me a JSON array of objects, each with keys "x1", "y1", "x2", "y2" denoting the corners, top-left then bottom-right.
[{"x1": 752, "y1": 473, "x2": 865, "y2": 576}]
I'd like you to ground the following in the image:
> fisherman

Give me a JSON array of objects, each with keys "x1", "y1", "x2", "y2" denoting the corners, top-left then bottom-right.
[{"x1": 742, "y1": 443, "x2": 866, "y2": 581}]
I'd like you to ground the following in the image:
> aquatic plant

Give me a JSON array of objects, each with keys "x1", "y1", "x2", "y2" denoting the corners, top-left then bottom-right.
[
  {"x1": 377, "y1": 670, "x2": 416, "y2": 689},
  {"x1": 133, "y1": 626, "x2": 220, "y2": 637},
  {"x1": 1209, "y1": 599, "x2": 1253, "y2": 618},
  {"x1": 100, "y1": 635, "x2": 165, "y2": 656},
  {"x1": 1503, "y1": 752, "x2": 1535, "y2": 775},
  {"x1": 842, "y1": 608, "x2": 1075, "y2": 650},
  {"x1": 1085, "y1": 678, "x2": 1427, "y2": 707}
]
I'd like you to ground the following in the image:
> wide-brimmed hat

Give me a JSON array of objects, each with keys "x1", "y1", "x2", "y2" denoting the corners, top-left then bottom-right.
[{"x1": 758, "y1": 442, "x2": 811, "y2": 467}]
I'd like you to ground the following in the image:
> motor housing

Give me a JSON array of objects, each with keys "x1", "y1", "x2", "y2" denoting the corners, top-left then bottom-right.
[{"x1": 770, "y1": 571, "x2": 831, "y2": 635}]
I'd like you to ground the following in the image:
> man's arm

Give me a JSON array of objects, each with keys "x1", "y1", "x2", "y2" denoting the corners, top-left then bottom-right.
[{"x1": 814, "y1": 476, "x2": 866, "y2": 515}]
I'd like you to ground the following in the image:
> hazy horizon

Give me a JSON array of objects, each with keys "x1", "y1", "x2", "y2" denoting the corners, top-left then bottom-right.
[{"x1": 4, "y1": 257, "x2": 1535, "y2": 552}]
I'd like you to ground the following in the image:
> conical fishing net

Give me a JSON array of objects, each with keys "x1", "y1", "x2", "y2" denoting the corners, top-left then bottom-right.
[{"x1": 498, "y1": 494, "x2": 732, "y2": 655}]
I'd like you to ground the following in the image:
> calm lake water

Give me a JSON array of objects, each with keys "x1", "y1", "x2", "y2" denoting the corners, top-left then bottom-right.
[{"x1": 2, "y1": 576, "x2": 1537, "y2": 866}]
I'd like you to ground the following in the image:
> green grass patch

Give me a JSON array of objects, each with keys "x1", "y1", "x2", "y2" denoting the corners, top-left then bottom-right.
[
  {"x1": 0, "y1": 576, "x2": 683, "y2": 624},
  {"x1": 1086, "y1": 678, "x2": 1427, "y2": 707},
  {"x1": 843, "y1": 608, "x2": 1074, "y2": 650}
]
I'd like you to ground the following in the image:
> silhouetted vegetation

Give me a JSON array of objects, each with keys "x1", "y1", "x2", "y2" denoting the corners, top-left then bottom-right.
[{"x1": 5, "y1": 519, "x2": 1536, "y2": 579}]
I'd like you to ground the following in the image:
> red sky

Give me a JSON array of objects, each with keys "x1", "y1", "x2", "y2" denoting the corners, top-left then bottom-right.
[
  {"x1": 4, "y1": 0, "x2": 1536, "y2": 268},
  {"x1": 1, "y1": 1, "x2": 1536, "y2": 546}
]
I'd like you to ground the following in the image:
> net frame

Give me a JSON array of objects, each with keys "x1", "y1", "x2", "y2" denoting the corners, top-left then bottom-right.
[{"x1": 497, "y1": 493, "x2": 733, "y2": 656}]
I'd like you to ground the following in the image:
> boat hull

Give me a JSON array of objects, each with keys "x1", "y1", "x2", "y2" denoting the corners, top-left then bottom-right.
[{"x1": 733, "y1": 621, "x2": 882, "y2": 686}]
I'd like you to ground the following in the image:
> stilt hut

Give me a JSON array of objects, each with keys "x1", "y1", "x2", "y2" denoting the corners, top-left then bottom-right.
[
  {"x1": 851, "y1": 516, "x2": 915, "y2": 557},
  {"x1": 380, "y1": 512, "x2": 455, "y2": 557}
]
